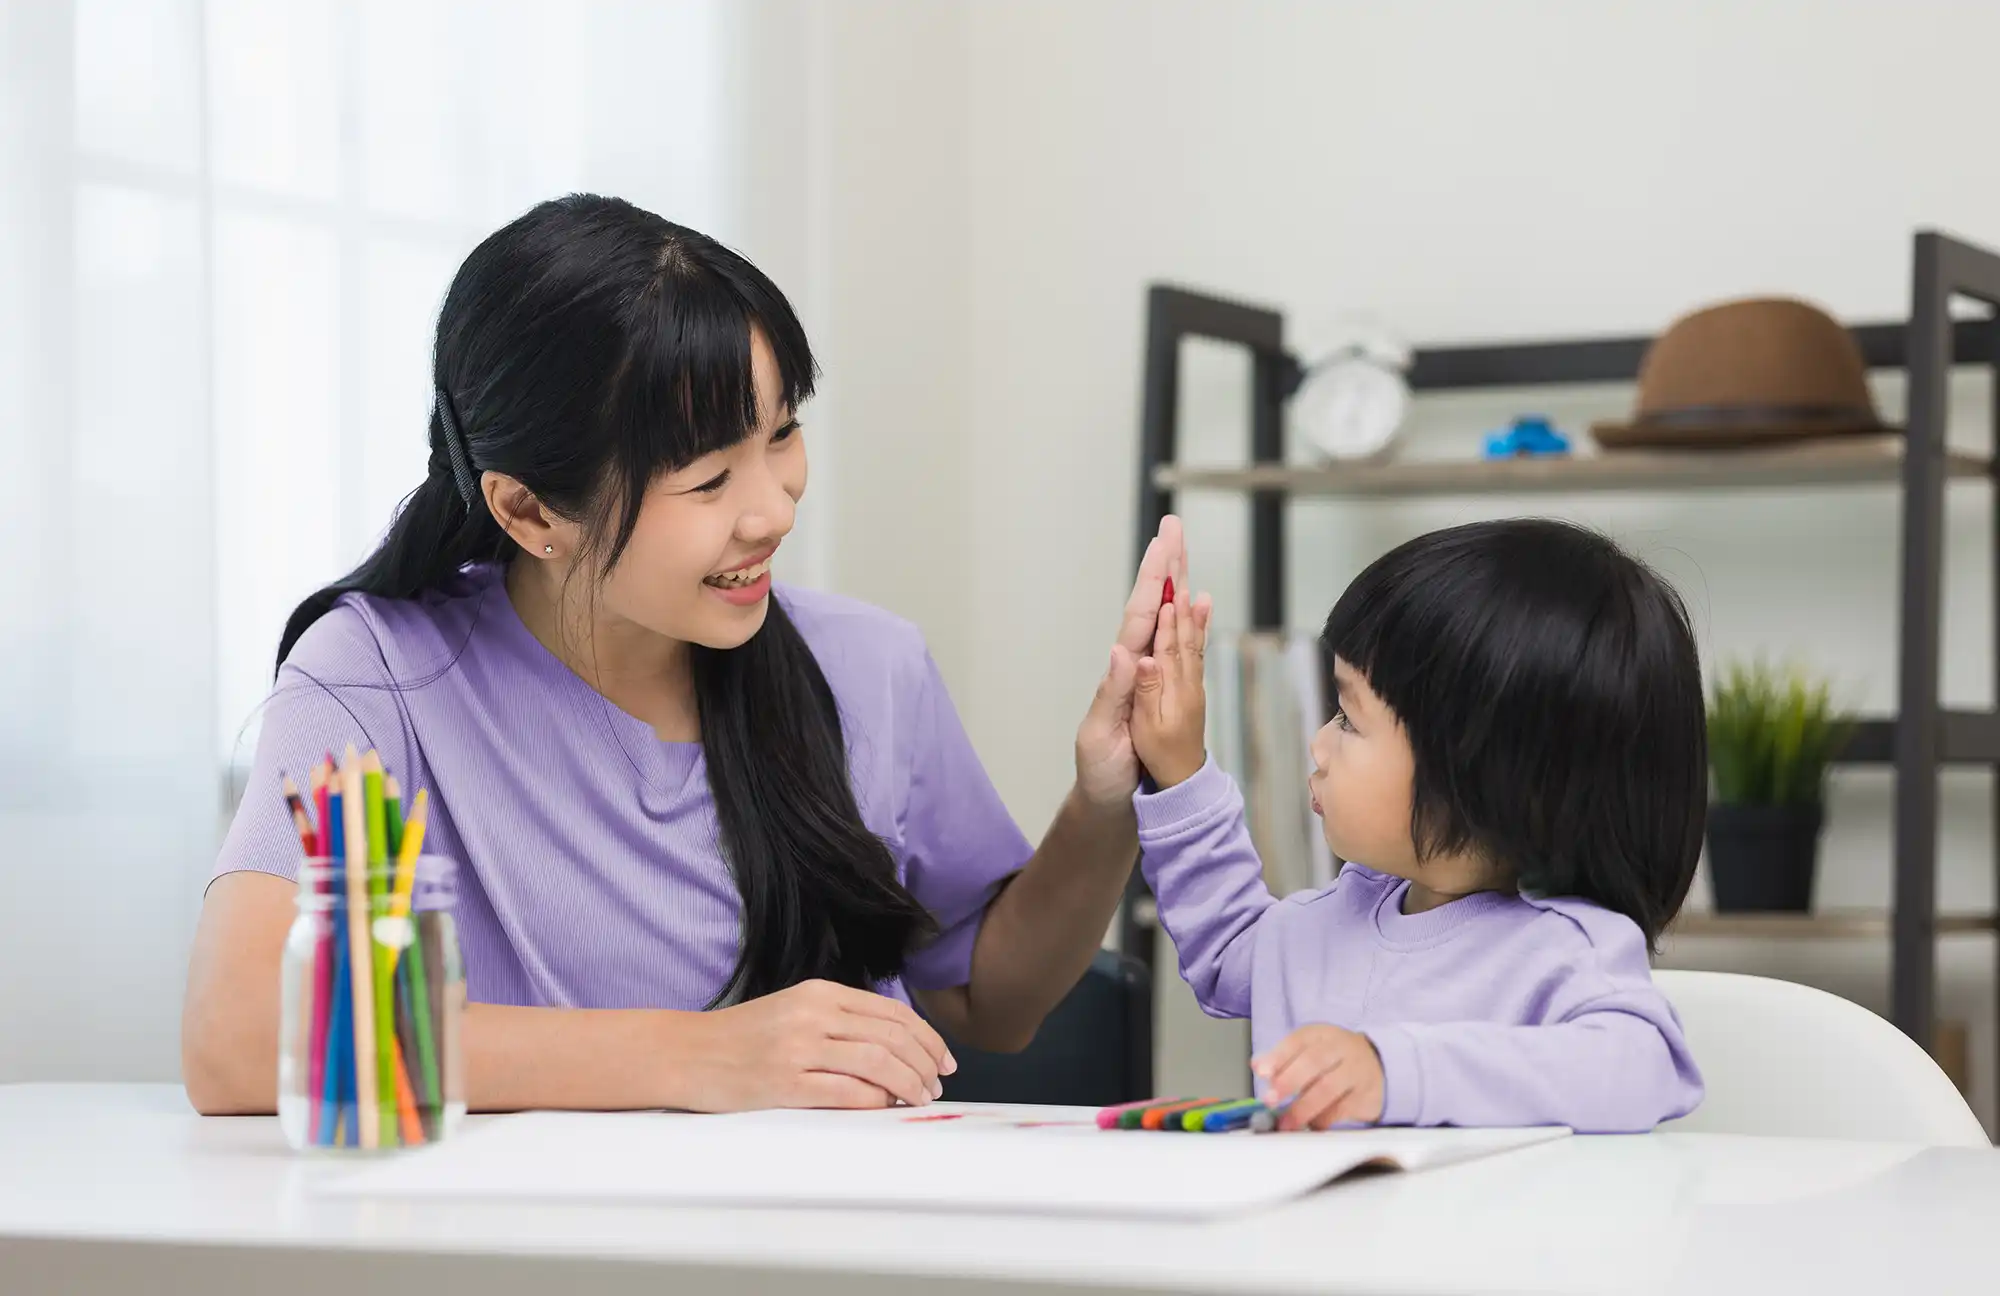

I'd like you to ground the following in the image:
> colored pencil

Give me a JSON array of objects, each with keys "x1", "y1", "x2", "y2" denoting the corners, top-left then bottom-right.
[
  {"x1": 287, "y1": 771, "x2": 316, "y2": 1128},
  {"x1": 1095, "y1": 1097, "x2": 1163, "y2": 1130},
  {"x1": 387, "y1": 789, "x2": 429, "y2": 934},
  {"x1": 1141, "y1": 1097, "x2": 1224, "y2": 1131},
  {"x1": 363, "y1": 751, "x2": 399, "y2": 1149},
  {"x1": 390, "y1": 1038, "x2": 425, "y2": 1146},
  {"x1": 318, "y1": 900, "x2": 348, "y2": 1146},
  {"x1": 384, "y1": 777, "x2": 404, "y2": 858},
  {"x1": 341, "y1": 747, "x2": 379, "y2": 1149},
  {"x1": 422, "y1": 913, "x2": 452, "y2": 1113},
  {"x1": 1182, "y1": 1098, "x2": 1263, "y2": 1132},
  {"x1": 391, "y1": 786, "x2": 441, "y2": 1115},
  {"x1": 311, "y1": 761, "x2": 332, "y2": 850},
  {"x1": 305, "y1": 764, "x2": 333, "y2": 1139},
  {"x1": 282, "y1": 774, "x2": 316, "y2": 856}
]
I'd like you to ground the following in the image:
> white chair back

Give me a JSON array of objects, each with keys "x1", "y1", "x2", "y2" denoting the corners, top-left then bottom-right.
[{"x1": 1653, "y1": 969, "x2": 1987, "y2": 1145}]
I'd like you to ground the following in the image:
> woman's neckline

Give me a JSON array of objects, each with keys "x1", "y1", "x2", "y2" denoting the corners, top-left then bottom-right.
[{"x1": 474, "y1": 563, "x2": 705, "y2": 785}]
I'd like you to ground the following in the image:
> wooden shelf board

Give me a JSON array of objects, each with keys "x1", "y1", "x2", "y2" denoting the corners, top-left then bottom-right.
[
  {"x1": 1155, "y1": 437, "x2": 1991, "y2": 500},
  {"x1": 1670, "y1": 910, "x2": 1997, "y2": 939},
  {"x1": 1133, "y1": 898, "x2": 1996, "y2": 940}
]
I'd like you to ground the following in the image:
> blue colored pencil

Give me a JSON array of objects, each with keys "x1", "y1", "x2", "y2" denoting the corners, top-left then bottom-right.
[
  {"x1": 319, "y1": 905, "x2": 348, "y2": 1146},
  {"x1": 1198, "y1": 1100, "x2": 1269, "y2": 1132}
]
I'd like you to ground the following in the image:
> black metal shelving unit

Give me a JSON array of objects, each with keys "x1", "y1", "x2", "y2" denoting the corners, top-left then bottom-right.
[{"x1": 1123, "y1": 229, "x2": 2000, "y2": 1083}]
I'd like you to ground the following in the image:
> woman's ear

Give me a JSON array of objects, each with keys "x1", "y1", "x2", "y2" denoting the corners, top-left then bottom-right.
[{"x1": 481, "y1": 471, "x2": 574, "y2": 560}]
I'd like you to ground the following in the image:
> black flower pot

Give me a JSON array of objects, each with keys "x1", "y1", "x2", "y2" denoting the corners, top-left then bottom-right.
[{"x1": 1705, "y1": 803, "x2": 1824, "y2": 912}]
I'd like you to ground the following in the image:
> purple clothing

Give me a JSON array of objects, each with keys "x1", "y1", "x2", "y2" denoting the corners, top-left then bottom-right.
[
  {"x1": 1135, "y1": 759, "x2": 1704, "y2": 1133},
  {"x1": 215, "y1": 563, "x2": 1030, "y2": 1009}
]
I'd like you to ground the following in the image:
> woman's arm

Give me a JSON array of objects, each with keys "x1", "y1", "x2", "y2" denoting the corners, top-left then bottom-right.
[
  {"x1": 183, "y1": 872, "x2": 955, "y2": 1115},
  {"x1": 917, "y1": 786, "x2": 1140, "y2": 1052},
  {"x1": 915, "y1": 518, "x2": 1195, "y2": 1051}
]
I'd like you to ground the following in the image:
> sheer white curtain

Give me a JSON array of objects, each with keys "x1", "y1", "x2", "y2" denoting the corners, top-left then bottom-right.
[{"x1": 0, "y1": 0, "x2": 743, "y2": 1081}]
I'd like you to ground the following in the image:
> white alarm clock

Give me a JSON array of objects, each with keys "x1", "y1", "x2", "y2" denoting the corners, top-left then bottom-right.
[{"x1": 1288, "y1": 318, "x2": 1412, "y2": 462}]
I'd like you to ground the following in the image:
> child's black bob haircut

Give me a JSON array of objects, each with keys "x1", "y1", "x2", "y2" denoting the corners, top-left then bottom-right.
[{"x1": 1321, "y1": 518, "x2": 1706, "y2": 949}]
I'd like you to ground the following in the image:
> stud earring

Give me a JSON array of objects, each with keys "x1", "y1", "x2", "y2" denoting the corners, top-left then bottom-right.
[{"x1": 543, "y1": 544, "x2": 554, "y2": 556}]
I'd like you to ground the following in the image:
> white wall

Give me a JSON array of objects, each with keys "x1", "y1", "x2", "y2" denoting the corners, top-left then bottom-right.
[{"x1": 795, "y1": 0, "x2": 2000, "y2": 1126}]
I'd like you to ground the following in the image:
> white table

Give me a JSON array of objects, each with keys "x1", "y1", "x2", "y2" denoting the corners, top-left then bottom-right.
[{"x1": 2, "y1": 1083, "x2": 1995, "y2": 1295}]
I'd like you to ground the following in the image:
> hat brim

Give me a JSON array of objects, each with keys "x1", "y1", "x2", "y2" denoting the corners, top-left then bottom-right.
[{"x1": 1589, "y1": 419, "x2": 1900, "y2": 451}]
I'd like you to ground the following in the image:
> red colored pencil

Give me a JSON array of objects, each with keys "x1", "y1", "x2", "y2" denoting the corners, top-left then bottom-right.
[
  {"x1": 312, "y1": 759, "x2": 332, "y2": 858},
  {"x1": 306, "y1": 760, "x2": 335, "y2": 1138},
  {"x1": 282, "y1": 774, "x2": 316, "y2": 856}
]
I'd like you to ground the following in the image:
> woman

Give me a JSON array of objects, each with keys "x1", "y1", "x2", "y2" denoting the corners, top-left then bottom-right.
[{"x1": 182, "y1": 194, "x2": 1194, "y2": 1115}]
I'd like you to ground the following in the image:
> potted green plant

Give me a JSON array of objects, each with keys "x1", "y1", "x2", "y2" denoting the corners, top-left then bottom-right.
[{"x1": 1704, "y1": 657, "x2": 1853, "y2": 912}]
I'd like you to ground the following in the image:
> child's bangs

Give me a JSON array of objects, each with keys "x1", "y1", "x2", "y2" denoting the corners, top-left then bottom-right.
[{"x1": 1320, "y1": 559, "x2": 1437, "y2": 700}]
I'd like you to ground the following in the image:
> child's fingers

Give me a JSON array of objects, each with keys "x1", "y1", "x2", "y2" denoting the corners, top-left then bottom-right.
[
  {"x1": 1175, "y1": 586, "x2": 1202, "y2": 682},
  {"x1": 1155, "y1": 601, "x2": 1179, "y2": 666},
  {"x1": 1281, "y1": 1070, "x2": 1355, "y2": 1133},
  {"x1": 1266, "y1": 1050, "x2": 1338, "y2": 1107},
  {"x1": 1251, "y1": 1030, "x2": 1311, "y2": 1081}
]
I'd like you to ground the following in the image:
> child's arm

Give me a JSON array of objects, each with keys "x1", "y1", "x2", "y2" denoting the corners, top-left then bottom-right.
[
  {"x1": 1136, "y1": 762, "x2": 1276, "y2": 1019},
  {"x1": 1359, "y1": 916, "x2": 1702, "y2": 1134},
  {"x1": 1359, "y1": 996, "x2": 1703, "y2": 1134},
  {"x1": 1129, "y1": 594, "x2": 1276, "y2": 1020}
]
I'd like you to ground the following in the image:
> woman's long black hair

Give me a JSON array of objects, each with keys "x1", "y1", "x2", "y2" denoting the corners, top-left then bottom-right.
[
  {"x1": 1322, "y1": 518, "x2": 1707, "y2": 948},
  {"x1": 278, "y1": 193, "x2": 934, "y2": 1004}
]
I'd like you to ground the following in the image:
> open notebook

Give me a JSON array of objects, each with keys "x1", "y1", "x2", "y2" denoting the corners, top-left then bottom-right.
[{"x1": 322, "y1": 1104, "x2": 1570, "y2": 1219}]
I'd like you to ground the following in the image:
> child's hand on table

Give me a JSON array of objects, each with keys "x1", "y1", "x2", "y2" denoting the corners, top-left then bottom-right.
[
  {"x1": 1253, "y1": 1024, "x2": 1385, "y2": 1130},
  {"x1": 1129, "y1": 584, "x2": 1211, "y2": 789}
]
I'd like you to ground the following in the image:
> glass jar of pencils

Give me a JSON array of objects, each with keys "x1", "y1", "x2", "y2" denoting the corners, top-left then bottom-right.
[{"x1": 278, "y1": 853, "x2": 465, "y2": 1152}]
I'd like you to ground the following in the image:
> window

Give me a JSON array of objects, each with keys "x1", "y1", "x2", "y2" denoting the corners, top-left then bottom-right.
[{"x1": 67, "y1": 0, "x2": 732, "y2": 767}]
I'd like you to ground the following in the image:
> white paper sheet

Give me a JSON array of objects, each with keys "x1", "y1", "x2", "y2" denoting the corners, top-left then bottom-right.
[{"x1": 321, "y1": 1103, "x2": 1570, "y2": 1219}]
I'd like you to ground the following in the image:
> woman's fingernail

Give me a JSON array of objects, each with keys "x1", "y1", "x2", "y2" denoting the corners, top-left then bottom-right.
[{"x1": 944, "y1": 1052, "x2": 958, "y2": 1074}]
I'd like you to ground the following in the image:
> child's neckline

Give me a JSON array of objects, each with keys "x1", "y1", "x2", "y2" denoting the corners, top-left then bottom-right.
[{"x1": 1372, "y1": 877, "x2": 1516, "y2": 948}]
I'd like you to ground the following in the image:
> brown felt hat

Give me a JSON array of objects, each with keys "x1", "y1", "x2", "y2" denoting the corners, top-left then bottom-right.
[{"x1": 1591, "y1": 296, "x2": 1895, "y2": 450}]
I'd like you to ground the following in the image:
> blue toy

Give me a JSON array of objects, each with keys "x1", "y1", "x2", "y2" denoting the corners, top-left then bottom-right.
[{"x1": 1483, "y1": 415, "x2": 1571, "y2": 459}]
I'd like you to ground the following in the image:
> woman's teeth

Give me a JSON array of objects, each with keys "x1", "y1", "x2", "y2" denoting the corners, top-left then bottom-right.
[{"x1": 706, "y1": 556, "x2": 772, "y2": 589}]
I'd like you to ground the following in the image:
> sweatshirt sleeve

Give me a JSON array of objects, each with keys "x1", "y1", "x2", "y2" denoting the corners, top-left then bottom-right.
[
  {"x1": 214, "y1": 601, "x2": 421, "y2": 889},
  {"x1": 1134, "y1": 757, "x2": 1276, "y2": 1020},
  {"x1": 1361, "y1": 910, "x2": 1704, "y2": 1134}
]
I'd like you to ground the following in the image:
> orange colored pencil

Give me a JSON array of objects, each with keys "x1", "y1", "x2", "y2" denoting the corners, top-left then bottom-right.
[{"x1": 390, "y1": 1040, "x2": 425, "y2": 1146}]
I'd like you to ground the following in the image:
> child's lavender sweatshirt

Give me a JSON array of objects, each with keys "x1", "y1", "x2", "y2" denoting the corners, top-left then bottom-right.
[{"x1": 1135, "y1": 759, "x2": 1704, "y2": 1133}]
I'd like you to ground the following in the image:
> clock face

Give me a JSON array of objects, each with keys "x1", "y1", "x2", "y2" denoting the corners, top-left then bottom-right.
[{"x1": 1292, "y1": 354, "x2": 1410, "y2": 461}]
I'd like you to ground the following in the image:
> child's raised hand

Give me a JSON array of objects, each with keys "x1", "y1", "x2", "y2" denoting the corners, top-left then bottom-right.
[
  {"x1": 1252, "y1": 1024, "x2": 1385, "y2": 1130},
  {"x1": 1130, "y1": 585, "x2": 1211, "y2": 788}
]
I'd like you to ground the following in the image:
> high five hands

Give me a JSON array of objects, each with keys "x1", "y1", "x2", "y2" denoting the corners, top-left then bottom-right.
[{"x1": 1075, "y1": 516, "x2": 1213, "y2": 806}]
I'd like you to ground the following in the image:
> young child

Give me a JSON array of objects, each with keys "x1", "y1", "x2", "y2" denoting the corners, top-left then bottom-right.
[{"x1": 1129, "y1": 518, "x2": 1706, "y2": 1134}]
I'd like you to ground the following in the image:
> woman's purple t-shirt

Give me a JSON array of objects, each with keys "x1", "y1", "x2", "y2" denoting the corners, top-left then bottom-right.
[{"x1": 213, "y1": 563, "x2": 1031, "y2": 1009}]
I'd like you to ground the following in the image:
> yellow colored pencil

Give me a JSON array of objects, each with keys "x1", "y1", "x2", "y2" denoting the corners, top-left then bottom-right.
[
  {"x1": 341, "y1": 746, "x2": 379, "y2": 1149},
  {"x1": 385, "y1": 787, "x2": 429, "y2": 975},
  {"x1": 391, "y1": 789, "x2": 428, "y2": 912}
]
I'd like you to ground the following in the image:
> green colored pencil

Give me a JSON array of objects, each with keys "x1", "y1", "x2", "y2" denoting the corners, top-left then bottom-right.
[
  {"x1": 362, "y1": 752, "x2": 398, "y2": 1149},
  {"x1": 385, "y1": 784, "x2": 441, "y2": 1115}
]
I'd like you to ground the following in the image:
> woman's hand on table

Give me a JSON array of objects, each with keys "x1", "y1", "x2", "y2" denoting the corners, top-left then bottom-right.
[{"x1": 678, "y1": 979, "x2": 957, "y2": 1112}]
